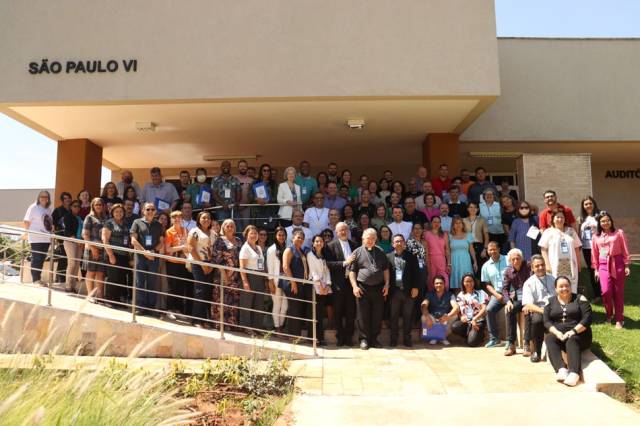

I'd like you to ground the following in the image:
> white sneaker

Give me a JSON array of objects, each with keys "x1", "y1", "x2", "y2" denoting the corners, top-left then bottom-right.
[
  {"x1": 564, "y1": 372, "x2": 580, "y2": 387},
  {"x1": 442, "y1": 339, "x2": 451, "y2": 346},
  {"x1": 556, "y1": 368, "x2": 569, "y2": 382},
  {"x1": 429, "y1": 339, "x2": 437, "y2": 345}
]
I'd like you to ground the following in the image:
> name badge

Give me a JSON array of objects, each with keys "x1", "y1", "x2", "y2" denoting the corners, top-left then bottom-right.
[
  {"x1": 395, "y1": 269, "x2": 403, "y2": 282},
  {"x1": 599, "y1": 247, "x2": 609, "y2": 259},
  {"x1": 200, "y1": 190, "x2": 211, "y2": 204},
  {"x1": 302, "y1": 187, "x2": 308, "y2": 195},
  {"x1": 145, "y1": 235, "x2": 153, "y2": 248},
  {"x1": 418, "y1": 259, "x2": 425, "y2": 269},
  {"x1": 257, "y1": 257, "x2": 264, "y2": 271},
  {"x1": 560, "y1": 240, "x2": 569, "y2": 254},
  {"x1": 584, "y1": 227, "x2": 592, "y2": 240},
  {"x1": 487, "y1": 216, "x2": 494, "y2": 225},
  {"x1": 224, "y1": 187, "x2": 231, "y2": 198},
  {"x1": 495, "y1": 278, "x2": 502, "y2": 291},
  {"x1": 516, "y1": 289, "x2": 523, "y2": 300},
  {"x1": 123, "y1": 236, "x2": 129, "y2": 246}
]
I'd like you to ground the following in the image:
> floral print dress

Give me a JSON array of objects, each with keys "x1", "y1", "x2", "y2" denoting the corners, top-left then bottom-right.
[{"x1": 211, "y1": 235, "x2": 242, "y2": 328}]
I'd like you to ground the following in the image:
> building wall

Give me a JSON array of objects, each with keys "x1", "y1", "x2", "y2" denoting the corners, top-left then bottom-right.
[
  {"x1": 0, "y1": 189, "x2": 55, "y2": 222},
  {"x1": 0, "y1": 0, "x2": 499, "y2": 103},
  {"x1": 463, "y1": 38, "x2": 640, "y2": 141},
  {"x1": 519, "y1": 153, "x2": 592, "y2": 223}
]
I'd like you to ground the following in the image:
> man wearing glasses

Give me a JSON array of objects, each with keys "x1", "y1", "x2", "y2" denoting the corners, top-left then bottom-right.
[
  {"x1": 130, "y1": 202, "x2": 164, "y2": 316},
  {"x1": 538, "y1": 190, "x2": 577, "y2": 231}
]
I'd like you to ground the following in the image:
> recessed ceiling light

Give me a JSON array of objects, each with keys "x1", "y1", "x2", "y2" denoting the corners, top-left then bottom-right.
[
  {"x1": 347, "y1": 119, "x2": 365, "y2": 129},
  {"x1": 135, "y1": 121, "x2": 156, "y2": 132}
]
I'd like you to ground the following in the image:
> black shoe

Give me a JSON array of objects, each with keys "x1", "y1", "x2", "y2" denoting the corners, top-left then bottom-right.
[
  {"x1": 370, "y1": 340, "x2": 383, "y2": 349},
  {"x1": 337, "y1": 338, "x2": 345, "y2": 347},
  {"x1": 530, "y1": 353, "x2": 540, "y2": 363},
  {"x1": 360, "y1": 339, "x2": 369, "y2": 350},
  {"x1": 389, "y1": 339, "x2": 398, "y2": 348},
  {"x1": 403, "y1": 338, "x2": 412, "y2": 348}
]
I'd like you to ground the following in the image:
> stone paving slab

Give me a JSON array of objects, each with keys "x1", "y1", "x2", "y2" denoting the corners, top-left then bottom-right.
[{"x1": 290, "y1": 393, "x2": 640, "y2": 426}]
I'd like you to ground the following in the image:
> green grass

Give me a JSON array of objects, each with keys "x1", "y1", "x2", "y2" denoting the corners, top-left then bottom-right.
[{"x1": 583, "y1": 263, "x2": 640, "y2": 408}]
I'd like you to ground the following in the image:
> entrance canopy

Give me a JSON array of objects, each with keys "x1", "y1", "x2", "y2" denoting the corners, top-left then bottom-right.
[{"x1": 8, "y1": 98, "x2": 489, "y2": 170}]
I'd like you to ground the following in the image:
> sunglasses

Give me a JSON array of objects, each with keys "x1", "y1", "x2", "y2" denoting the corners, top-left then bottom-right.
[
  {"x1": 145, "y1": 208, "x2": 156, "y2": 211},
  {"x1": 519, "y1": 206, "x2": 530, "y2": 210}
]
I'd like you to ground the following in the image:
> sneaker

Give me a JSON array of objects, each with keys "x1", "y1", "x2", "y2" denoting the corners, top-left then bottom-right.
[
  {"x1": 564, "y1": 372, "x2": 580, "y2": 387},
  {"x1": 522, "y1": 343, "x2": 531, "y2": 357},
  {"x1": 166, "y1": 312, "x2": 177, "y2": 321},
  {"x1": 484, "y1": 338, "x2": 500, "y2": 348},
  {"x1": 441, "y1": 339, "x2": 450, "y2": 346},
  {"x1": 556, "y1": 368, "x2": 569, "y2": 382},
  {"x1": 615, "y1": 322, "x2": 623, "y2": 329},
  {"x1": 429, "y1": 339, "x2": 437, "y2": 345}
]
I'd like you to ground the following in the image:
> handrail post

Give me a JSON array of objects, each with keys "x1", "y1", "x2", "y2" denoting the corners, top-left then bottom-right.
[
  {"x1": 47, "y1": 235, "x2": 55, "y2": 306},
  {"x1": 219, "y1": 269, "x2": 225, "y2": 340},
  {"x1": 312, "y1": 286, "x2": 318, "y2": 357},
  {"x1": 1, "y1": 247, "x2": 5, "y2": 282},
  {"x1": 131, "y1": 254, "x2": 138, "y2": 323},
  {"x1": 20, "y1": 239, "x2": 26, "y2": 284}
]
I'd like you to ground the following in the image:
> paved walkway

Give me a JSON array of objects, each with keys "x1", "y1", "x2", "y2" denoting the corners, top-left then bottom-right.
[{"x1": 287, "y1": 345, "x2": 640, "y2": 425}]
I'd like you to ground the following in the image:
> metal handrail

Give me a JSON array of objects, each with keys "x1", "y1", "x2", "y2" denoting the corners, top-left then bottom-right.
[{"x1": 0, "y1": 224, "x2": 320, "y2": 355}]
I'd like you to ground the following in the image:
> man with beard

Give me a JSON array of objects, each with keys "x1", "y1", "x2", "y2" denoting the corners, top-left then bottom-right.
[{"x1": 235, "y1": 159, "x2": 254, "y2": 230}]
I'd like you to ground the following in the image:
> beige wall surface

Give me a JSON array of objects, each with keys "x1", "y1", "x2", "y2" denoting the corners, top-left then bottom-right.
[
  {"x1": 463, "y1": 38, "x2": 640, "y2": 141},
  {"x1": 0, "y1": 0, "x2": 499, "y2": 104},
  {"x1": 0, "y1": 189, "x2": 55, "y2": 222}
]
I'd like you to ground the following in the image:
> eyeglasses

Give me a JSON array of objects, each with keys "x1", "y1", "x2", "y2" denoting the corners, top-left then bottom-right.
[
  {"x1": 145, "y1": 208, "x2": 156, "y2": 211},
  {"x1": 519, "y1": 206, "x2": 530, "y2": 210}
]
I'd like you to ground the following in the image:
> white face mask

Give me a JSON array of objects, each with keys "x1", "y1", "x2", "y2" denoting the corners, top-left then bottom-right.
[{"x1": 196, "y1": 175, "x2": 207, "y2": 183}]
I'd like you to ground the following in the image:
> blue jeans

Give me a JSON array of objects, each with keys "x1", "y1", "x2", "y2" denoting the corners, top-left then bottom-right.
[
  {"x1": 486, "y1": 295, "x2": 505, "y2": 340},
  {"x1": 135, "y1": 255, "x2": 159, "y2": 310},
  {"x1": 30, "y1": 242, "x2": 50, "y2": 282}
]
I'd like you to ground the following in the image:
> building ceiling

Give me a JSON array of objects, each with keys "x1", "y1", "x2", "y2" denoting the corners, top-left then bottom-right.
[{"x1": 8, "y1": 98, "x2": 481, "y2": 169}]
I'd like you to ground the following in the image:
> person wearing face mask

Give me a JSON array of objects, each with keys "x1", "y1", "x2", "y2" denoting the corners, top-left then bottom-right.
[
  {"x1": 116, "y1": 170, "x2": 142, "y2": 200},
  {"x1": 186, "y1": 167, "x2": 212, "y2": 211},
  {"x1": 235, "y1": 160, "x2": 254, "y2": 230}
]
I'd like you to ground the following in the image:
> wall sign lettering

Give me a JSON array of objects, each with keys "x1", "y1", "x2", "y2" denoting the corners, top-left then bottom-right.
[
  {"x1": 28, "y1": 59, "x2": 138, "y2": 75},
  {"x1": 605, "y1": 169, "x2": 640, "y2": 179}
]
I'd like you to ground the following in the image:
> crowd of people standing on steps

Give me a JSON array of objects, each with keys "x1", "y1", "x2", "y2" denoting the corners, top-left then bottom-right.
[{"x1": 21, "y1": 160, "x2": 632, "y2": 386}]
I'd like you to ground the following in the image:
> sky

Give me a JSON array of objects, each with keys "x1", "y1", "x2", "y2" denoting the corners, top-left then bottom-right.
[{"x1": 1, "y1": 0, "x2": 639, "y2": 190}]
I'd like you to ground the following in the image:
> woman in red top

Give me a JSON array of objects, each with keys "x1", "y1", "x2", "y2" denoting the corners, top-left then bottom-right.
[{"x1": 591, "y1": 212, "x2": 631, "y2": 328}]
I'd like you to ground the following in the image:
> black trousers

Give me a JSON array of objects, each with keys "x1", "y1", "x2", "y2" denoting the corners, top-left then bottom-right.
[
  {"x1": 355, "y1": 283, "x2": 385, "y2": 343},
  {"x1": 105, "y1": 253, "x2": 131, "y2": 304},
  {"x1": 524, "y1": 312, "x2": 545, "y2": 355},
  {"x1": 504, "y1": 300, "x2": 524, "y2": 344},
  {"x1": 285, "y1": 282, "x2": 312, "y2": 337},
  {"x1": 239, "y1": 272, "x2": 266, "y2": 331},
  {"x1": 582, "y1": 248, "x2": 601, "y2": 298},
  {"x1": 166, "y1": 261, "x2": 193, "y2": 314},
  {"x1": 333, "y1": 286, "x2": 356, "y2": 344},
  {"x1": 452, "y1": 319, "x2": 486, "y2": 347},
  {"x1": 192, "y1": 265, "x2": 213, "y2": 324},
  {"x1": 472, "y1": 242, "x2": 487, "y2": 278},
  {"x1": 390, "y1": 290, "x2": 414, "y2": 342},
  {"x1": 314, "y1": 294, "x2": 329, "y2": 344},
  {"x1": 55, "y1": 241, "x2": 67, "y2": 282},
  {"x1": 545, "y1": 330, "x2": 592, "y2": 374}
]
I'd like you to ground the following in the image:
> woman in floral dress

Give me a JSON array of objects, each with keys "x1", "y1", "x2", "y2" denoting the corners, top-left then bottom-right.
[{"x1": 212, "y1": 219, "x2": 242, "y2": 329}]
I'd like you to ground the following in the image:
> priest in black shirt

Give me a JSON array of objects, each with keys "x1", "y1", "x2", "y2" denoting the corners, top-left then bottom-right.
[{"x1": 348, "y1": 228, "x2": 390, "y2": 350}]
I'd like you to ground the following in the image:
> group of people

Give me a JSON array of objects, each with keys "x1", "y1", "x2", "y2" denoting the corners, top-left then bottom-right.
[{"x1": 22, "y1": 160, "x2": 632, "y2": 386}]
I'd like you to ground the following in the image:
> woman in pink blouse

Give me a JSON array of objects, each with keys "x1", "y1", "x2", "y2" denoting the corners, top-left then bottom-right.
[{"x1": 591, "y1": 212, "x2": 631, "y2": 329}]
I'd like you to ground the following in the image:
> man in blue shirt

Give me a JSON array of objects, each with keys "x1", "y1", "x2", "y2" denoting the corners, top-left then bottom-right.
[
  {"x1": 295, "y1": 160, "x2": 318, "y2": 206},
  {"x1": 324, "y1": 182, "x2": 347, "y2": 211},
  {"x1": 481, "y1": 241, "x2": 509, "y2": 348}
]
